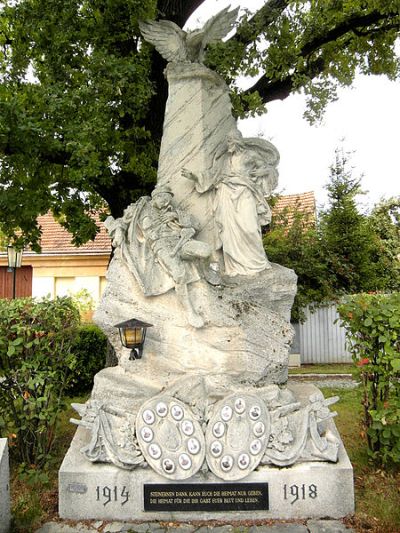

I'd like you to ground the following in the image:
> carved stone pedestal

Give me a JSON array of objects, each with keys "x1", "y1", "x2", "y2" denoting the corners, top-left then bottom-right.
[
  {"x1": 0, "y1": 439, "x2": 10, "y2": 533},
  {"x1": 59, "y1": 384, "x2": 354, "y2": 521}
]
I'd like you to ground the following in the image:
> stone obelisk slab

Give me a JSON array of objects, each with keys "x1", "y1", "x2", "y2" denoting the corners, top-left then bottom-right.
[
  {"x1": 158, "y1": 62, "x2": 237, "y2": 248},
  {"x1": 0, "y1": 439, "x2": 10, "y2": 533}
]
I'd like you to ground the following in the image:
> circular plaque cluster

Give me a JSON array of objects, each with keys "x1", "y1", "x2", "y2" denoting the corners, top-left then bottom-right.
[
  {"x1": 136, "y1": 396, "x2": 205, "y2": 480},
  {"x1": 205, "y1": 393, "x2": 270, "y2": 480}
]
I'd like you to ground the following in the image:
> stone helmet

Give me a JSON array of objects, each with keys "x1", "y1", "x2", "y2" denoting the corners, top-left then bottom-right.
[{"x1": 151, "y1": 182, "x2": 174, "y2": 198}]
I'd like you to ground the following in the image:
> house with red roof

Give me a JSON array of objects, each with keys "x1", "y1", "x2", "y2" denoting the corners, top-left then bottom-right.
[
  {"x1": 0, "y1": 213, "x2": 111, "y2": 301},
  {"x1": 272, "y1": 191, "x2": 316, "y2": 225}
]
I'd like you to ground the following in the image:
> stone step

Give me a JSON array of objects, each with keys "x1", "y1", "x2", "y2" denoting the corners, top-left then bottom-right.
[{"x1": 35, "y1": 519, "x2": 355, "y2": 533}]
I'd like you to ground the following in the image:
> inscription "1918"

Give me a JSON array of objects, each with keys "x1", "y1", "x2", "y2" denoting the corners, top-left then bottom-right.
[
  {"x1": 283, "y1": 483, "x2": 317, "y2": 504},
  {"x1": 96, "y1": 485, "x2": 129, "y2": 506}
]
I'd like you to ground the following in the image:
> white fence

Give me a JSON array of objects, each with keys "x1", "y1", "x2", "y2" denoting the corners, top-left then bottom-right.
[{"x1": 296, "y1": 304, "x2": 352, "y2": 364}]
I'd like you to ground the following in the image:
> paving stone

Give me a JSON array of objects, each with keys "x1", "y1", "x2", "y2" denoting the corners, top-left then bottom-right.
[
  {"x1": 167, "y1": 526, "x2": 196, "y2": 533},
  {"x1": 128, "y1": 527, "x2": 165, "y2": 533},
  {"x1": 120, "y1": 524, "x2": 153, "y2": 533},
  {"x1": 104, "y1": 522, "x2": 134, "y2": 532},
  {"x1": 35, "y1": 521, "x2": 355, "y2": 533},
  {"x1": 35, "y1": 524, "x2": 94, "y2": 533},
  {"x1": 308, "y1": 380, "x2": 359, "y2": 389},
  {"x1": 306, "y1": 520, "x2": 354, "y2": 533},
  {"x1": 192, "y1": 527, "x2": 209, "y2": 533},
  {"x1": 253, "y1": 526, "x2": 307, "y2": 533},
  {"x1": 207, "y1": 527, "x2": 234, "y2": 533}
]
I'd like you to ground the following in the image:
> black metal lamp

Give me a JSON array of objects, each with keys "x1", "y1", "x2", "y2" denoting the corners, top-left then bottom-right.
[
  {"x1": 7, "y1": 245, "x2": 23, "y2": 299},
  {"x1": 114, "y1": 318, "x2": 153, "y2": 360}
]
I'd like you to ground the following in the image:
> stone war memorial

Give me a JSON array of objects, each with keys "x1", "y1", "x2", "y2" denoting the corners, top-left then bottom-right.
[
  {"x1": 0, "y1": 439, "x2": 10, "y2": 533},
  {"x1": 59, "y1": 7, "x2": 354, "y2": 522}
]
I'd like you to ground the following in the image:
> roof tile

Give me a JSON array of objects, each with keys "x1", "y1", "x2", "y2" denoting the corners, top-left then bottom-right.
[
  {"x1": 272, "y1": 191, "x2": 316, "y2": 225},
  {"x1": 29, "y1": 213, "x2": 111, "y2": 255}
]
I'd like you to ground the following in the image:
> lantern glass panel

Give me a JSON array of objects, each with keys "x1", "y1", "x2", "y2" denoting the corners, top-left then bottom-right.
[
  {"x1": 15, "y1": 251, "x2": 23, "y2": 268},
  {"x1": 7, "y1": 246, "x2": 16, "y2": 269},
  {"x1": 124, "y1": 327, "x2": 143, "y2": 346},
  {"x1": 7, "y1": 246, "x2": 23, "y2": 269}
]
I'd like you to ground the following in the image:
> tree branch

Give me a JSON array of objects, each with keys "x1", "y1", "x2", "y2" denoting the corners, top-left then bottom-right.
[
  {"x1": 301, "y1": 10, "x2": 393, "y2": 57},
  {"x1": 244, "y1": 56, "x2": 326, "y2": 105},
  {"x1": 234, "y1": 0, "x2": 290, "y2": 46},
  {"x1": 241, "y1": 7, "x2": 400, "y2": 106},
  {"x1": 158, "y1": 0, "x2": 205, "y2": 26},
  {"x1": 353, "y1": 22, "x2": 400, "y2": 38}
]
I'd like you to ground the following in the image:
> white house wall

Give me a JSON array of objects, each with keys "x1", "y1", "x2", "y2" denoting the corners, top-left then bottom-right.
[
  {"x1": 27, "y1": 255, "x2": 109, "y2": 306},
  {"x1": 33, "y1": 274, "x2": 104, "y2": 303},
  {"x1": 74, "y1": 276, "x2": 102, "y2": 303},
  {"x1": 32, "y1": 276, "x2": 55, "y2": 298}
]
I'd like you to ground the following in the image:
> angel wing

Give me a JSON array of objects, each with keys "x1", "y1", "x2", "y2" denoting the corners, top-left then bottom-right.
[
  {"x1": 186, "y1": 6, "x2": 239, "y2": 62},
  {"x1": 201, "y1": 6, "x2": 239, "y2": 45},
  {"x1": 139, "y1": 19, "x2": 188, "y2": 63}
]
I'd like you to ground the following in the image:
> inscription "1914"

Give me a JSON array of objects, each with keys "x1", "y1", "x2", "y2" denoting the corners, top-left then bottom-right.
[
  {"x1": 283, "y1": 483, "x2": 317, "y2": 504},
  {"x1": 96, "y1": 485, "x2": 129, "y2": 506}
]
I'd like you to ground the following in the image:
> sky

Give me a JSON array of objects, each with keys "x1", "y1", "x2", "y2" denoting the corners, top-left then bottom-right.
[{"x1": 187, "y1": 0, "x2": 400, "y2": 211}]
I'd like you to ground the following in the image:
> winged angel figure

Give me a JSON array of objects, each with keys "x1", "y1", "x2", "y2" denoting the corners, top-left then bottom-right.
[{"x1": 139, "y1": 6, "x2": 239, "y2": 64}]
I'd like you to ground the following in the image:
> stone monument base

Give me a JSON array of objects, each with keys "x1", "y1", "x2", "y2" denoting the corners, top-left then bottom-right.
[
  {"x1": 0, "y1": 439, "x2": 10, "y2": 533},
  {"x1": 59, "y1": 383, "x2": 354, "y2": 522}
]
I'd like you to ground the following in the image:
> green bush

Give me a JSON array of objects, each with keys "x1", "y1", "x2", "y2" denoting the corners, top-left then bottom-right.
[
  {"x1": 67, "y1": 324, "x2": 108, "y2": 394},
  {"x1": 338, "y1": 293, "x2": 400, "y2": 465},
  {"x1": 0, "y1": 296, "x2": 80, "y2": 470}
]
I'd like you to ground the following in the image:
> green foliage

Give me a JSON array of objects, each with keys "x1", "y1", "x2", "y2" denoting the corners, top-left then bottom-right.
[
  {"x1": 319, "y1": 149, "x2": 387, "y2": 294},
  {"x1": 264, "y1": 198, "x2": 331, "y2": 321},
  {"x1": 0, "y1": 1, "x2": 399, "y2": 248},
  {"x1": 338, "y1": 293, "x2": 400, "y2": 465},
  {"x1": 0, "y1": 0, "x2": 158, "y2": 250},
  {"x1": 265, "y1": 150, "x2": 400, "y2": 321},
  {"x1": 0, "y1": 296, "x2": 80, "y2": 469},
  {"x1": 368, "y1": 197, "x2": 400, "y2": 292},
  {"x1": 68, "y1": 288, "x2": 94, "y2": 319},
  {"x1": 11, "y1": 487, "x2": 43, "y2": 532},
  {"x1": 67, "y1": 324, "x2": 108, "y2": 394}
]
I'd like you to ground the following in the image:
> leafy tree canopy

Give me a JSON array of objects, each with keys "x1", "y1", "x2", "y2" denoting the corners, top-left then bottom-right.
[
  {"x1": 318, "y1": 148, "x2": 381, "y2": 294},
  {"x1": 265, "y1": 149, "x2": 400, "y2": 320},
  {"x1": 368, "y1": 196, "x2": 400, "y2": 290},
  {"x1": 0, "y1": 0, "x2": 399, "y2": 250},
  {"x1": 264, "y1": 197, "x2": 332, "y2": 321}
]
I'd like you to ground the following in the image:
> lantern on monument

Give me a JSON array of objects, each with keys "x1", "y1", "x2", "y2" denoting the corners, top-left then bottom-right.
[{"x1": 114, "y1": 318, "x2": 153, "y2": 360}]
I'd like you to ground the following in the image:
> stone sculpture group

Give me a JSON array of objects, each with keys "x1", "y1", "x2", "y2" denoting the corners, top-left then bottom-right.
[{"x1": 69, "y1": 6, "x2": 347, "y2": 498}]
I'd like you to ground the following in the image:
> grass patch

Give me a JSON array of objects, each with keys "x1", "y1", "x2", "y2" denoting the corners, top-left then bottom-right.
[
  {"x1": 321, "y1": 386, "x2": 400, "y2": 532},
  {"x1": 10, "y1": 394, "x2": 89, "y2": 532},
  {"x1": 289, "y1": 363, "x2": 355, "y2": 376}
]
